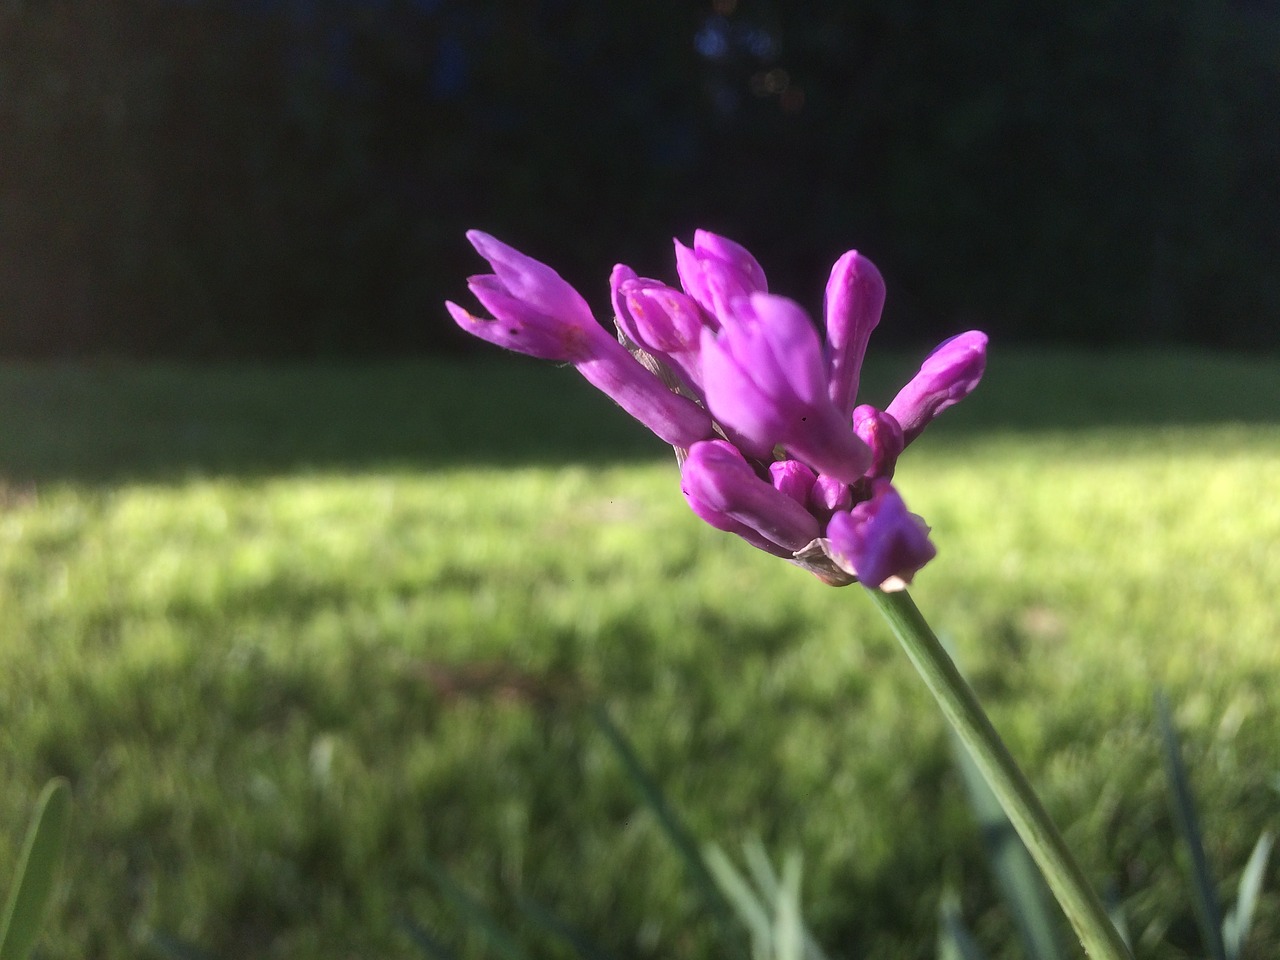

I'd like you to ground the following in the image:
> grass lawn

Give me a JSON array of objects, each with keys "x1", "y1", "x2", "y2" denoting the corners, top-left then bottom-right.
[{"x1": 1, "y1": 350, "x2": 1278, "y2": 960}]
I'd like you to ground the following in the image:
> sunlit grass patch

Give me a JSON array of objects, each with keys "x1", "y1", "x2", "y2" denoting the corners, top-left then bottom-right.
[{"x1": 0, "y1": 354, "x2": 1278, "y2": 959}]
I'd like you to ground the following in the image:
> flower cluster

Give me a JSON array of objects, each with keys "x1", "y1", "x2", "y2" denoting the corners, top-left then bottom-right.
[{"x1": 448, "y1": 229, "x2": 986, "y2": 590}]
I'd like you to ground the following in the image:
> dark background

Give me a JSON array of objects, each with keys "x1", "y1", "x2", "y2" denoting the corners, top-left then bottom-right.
[{"x1": 2, "y1": 0, "x2": 1277, "y2": 358}]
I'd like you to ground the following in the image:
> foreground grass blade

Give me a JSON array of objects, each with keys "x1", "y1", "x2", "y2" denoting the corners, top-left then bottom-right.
[
  {"x1": 146, "y1": 931, "x2": 220, "y2": 960},
  {"x1": 1101, "y1": 886, "x2": 1133, "y2": 952},
  {"x1": 514, "y1": 896, "x2": 619, "y2": 960},
  {"x1": 0, "y1": 778, "x2": 72, "y2": 960},
  {"x1": 866, "y1": 589, "x2": 1132, "y2": 960},
  {"x1": 1222, "y1": 830, "x2": 1274, "y2": 960},
  {"x1": 705, "y1": 844, "x2": 828, "y2": 960},
  {"x1": 937, "y1": 890, "x2": 991, "y2": 960},
  {"x1": 421, "y1": 862, "x2": 529, "y2": 960},
  {"x1": 703, "y1": 844, "x2": 773, "y2": 955},
  {"x1": 773, "y1": 853, "x2": 803, "y2": 960},
  {"x1": 1155, "y1": 691, "x2": 1226, "y2": 960},
  {"x1": 399, "y1": 916, "x2": 461, "y2": 960},
  {"x1": 591, "y1": 704, "x2": 742, "y2": 949},
  {"x1": 950, "y1": 726, "x2": 1065, "y2": 960}
]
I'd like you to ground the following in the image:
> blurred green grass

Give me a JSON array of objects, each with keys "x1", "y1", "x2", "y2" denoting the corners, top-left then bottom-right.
[{"x1": 0, "y1": 351, "x2": 1278, "y2": 960}]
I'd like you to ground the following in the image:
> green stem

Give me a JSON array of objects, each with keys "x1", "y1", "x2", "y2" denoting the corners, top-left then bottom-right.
[{"x1": 864, "y1": 587, "x2": 1132, "y2": 960}]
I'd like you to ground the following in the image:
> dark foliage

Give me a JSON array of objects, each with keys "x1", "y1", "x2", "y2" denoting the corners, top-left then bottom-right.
[{"x1": 1, "y1": 0, "x2": 1277, "y2": 357}]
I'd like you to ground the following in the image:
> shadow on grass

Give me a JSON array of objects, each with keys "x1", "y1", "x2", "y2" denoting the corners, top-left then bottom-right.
[{"x1": 2, "y1": 349, "x2": 1278, "y2": 484}]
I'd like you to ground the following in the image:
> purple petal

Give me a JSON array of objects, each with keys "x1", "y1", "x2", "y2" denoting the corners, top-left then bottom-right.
[
  {"x1": 887, "y1": 331, "x2": 988, "y2": 445},
  {"x1": 701, "y1": 294, "x2": 872, "y2": 481},
  {"x1": 611, "y1": 270, "x2": 710, "y2": 389},
  {"x1": 693, "y1": 229, "x2": 768, "y2": 291},
  {"x1": 809, "y1": 474, "x2": 852, "y2": 519},
  {"x1": 698, "y1": 325, "x2": 788, "y2": 458},
  {"x1": 769, "y1": 459, "x2": 817, "y2": 505},
  {"x1": 673, "y1": 230, "x2": 768, "y2": 318},
  {"x1": 731, "y1": 294, "x2": 827, "y2": 407},
  {"x1": 824, "y1": 251, "x2": 886, "y2": 418},
  {"x1": 777, "y1": 401, "x2": 873, "y2": 486},
  {"x1": 447, "y1": 300, "x2": 590, "y2": 361},
  {"x1": 681, "y1": 440, "x2": 821, "y2": 554},
  {"x1": 825, "y1": 480, "x2": 937, "y2": 589},
  {"x1": 464, "y1": 276, "x2": 608, "y2": 361},
  {"x1": 466, "y1": 230, "x2": 596, "y2": 328},
  {"x1": 609, "y1": 263, "x2": 640, "y2": 333},
  {"x1": 575, "y1": 338, "x2": 714, "y2": 448},
  {"x1": 852, "y1": 404, "x2": 905, "y2": 479}
]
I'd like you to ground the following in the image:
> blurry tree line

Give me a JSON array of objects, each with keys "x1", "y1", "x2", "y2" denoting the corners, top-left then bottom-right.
[{"x1": 1, "y1": 0, "x2": 1277, "y2": 357}]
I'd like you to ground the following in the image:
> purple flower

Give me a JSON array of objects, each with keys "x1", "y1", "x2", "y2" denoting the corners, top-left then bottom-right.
[
  {"x1": 682, "y1": 441, "x2": 820, "y2": 557},
  {"x1": 824, "y1": 251, "x2": 886, "y2": 419},
  {"x1": 852, "y1": 404, "x2": 905, "y2": 481},
  {"x1": 769, "y1": 459, "x2": 818, "y2": 505},
  {"x1": 809, "y1": 474, "x2": 853, "y2": 520},
  {"x1": 824, "y1": 480, "x2": 937, "y2": 590},
  {"x1": 610, "y1": 265, "x2": 709, "y2": 398},
  {"x1": 447, "y1": 232, "x2": 606, "y2": 362},
  {"x1": 700, "y1": 293, "x2": 872, "y2": 483},
  {"x1": 449, "y1": 231, "x2": 714, "y2": 448},
  {"x1": 887, "y1": 330, "x2": 988, "y2": 445},
  {"x1": 674, "y1": 229, "x2": 768, "y2": 318},
  {"x1": 449, "y1": 227, "x2": 987, "y2": 590}
]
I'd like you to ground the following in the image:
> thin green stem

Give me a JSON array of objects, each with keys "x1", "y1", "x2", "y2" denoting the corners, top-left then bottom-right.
[{"x1": 864, "y1": 587, "x2": 1132, "y2": 960}]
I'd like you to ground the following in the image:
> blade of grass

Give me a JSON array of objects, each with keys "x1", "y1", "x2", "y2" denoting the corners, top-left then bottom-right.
[
  {"x1": 937, "y1": 889, "x2": 991, "y2": 960},
  {"x1": 398, "y1": 916, "x2": 461, "y2": 960},
  {"x1": 740, "y1": 842, "x2": 830, "y2": 960},
  {"x1": 701, "y1": 844, "x2": 768, "y2": 952},
  {"x1": 514, "y1": 896, "x2": 619, "y2": 960},
  {"x1": 145, "y1": 931, "x2": 220, "y2": 960},
  {"x1": 742, "y1": 840, "x2": 781, "y2": 902},
  {"x1": 944, "y1": 639, "x2": 1065, "y2": 960},
  {"x1": 1155, "y1": 690, "x2": 1226, "y2": 960},
  {"x1": 1101, "y1": 884, "x2": 1133, "y2": 952},
  {"x1": 703, "y1": 844, "x2": 772, "y2": 957},
  {"x1": 0, "y1": 778, "x2": 72, "y2": 960},
  {"x1": 420, "y1": 861, "x2": 529, "y2": 960},
  {"x1": 773, "y1": 852, "x2": 803, "y2": 960},
  {"x1": 1222, "y1": 830, "x2": 1274, "y2": 960},
  {"x1": 591, "y1": 703, "x2": 742, "y2": 952}
]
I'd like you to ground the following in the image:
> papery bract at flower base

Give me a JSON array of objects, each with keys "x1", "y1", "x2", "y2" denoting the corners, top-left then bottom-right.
[
  {"x1": 674, "y1": 229, "x2": 768, "y2": 319},
  {"x1": 887, "y1": 330, "x2": 988, "y2": 445},
  {"x1": 682, "y1": 440, "x2": 821, "y2": 557},
  {"x1": 824, "y1": 480, "x2": 937, "y2": 590},
  {"x1": 700, "y1": 293, "x2": 872, "y2": 483},
  {"x1": 824, "y1": 251, "x2": 886, "y2": 419}
]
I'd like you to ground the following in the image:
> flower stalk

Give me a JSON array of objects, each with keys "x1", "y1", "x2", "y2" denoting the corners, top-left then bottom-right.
[{"x1": 864, "y1": 587, "x2": 1133, "y2": 960}]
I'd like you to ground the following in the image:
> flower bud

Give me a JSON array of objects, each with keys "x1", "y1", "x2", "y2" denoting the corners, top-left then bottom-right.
[
  {"x1": 701, "y1": 293, "x2": 871, "y2": 482},
  {"x1": 809, "y1": 474, "x2": 852, "y2": 519},
  {"x1": 769, "y1": 459, "x2": 818, "y2": 505},
  {"x1": 824, "y1": 251, "x2": 886, "y2": 418},
  {"x1": 674, "y1": 229, "x2": 767, "y2": 319},
  {"x1": 454, "y1": 231, "x2": 714, "y2": 447},
  {"x1": 682, "y1": 440, "x2": 821, "y2": 555},
  {"x1": 852, "y1": 404, "x2": 905, "y2": 479},
  {"x1": 825, "y1": 480, "x2": 936, "y2": 589},
  {"x1": 887, "y1": 331, "x2": 988, "y2": 445},
  {"x1": 611, "y1": 266, "x2": 709, "y2": 395}
]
